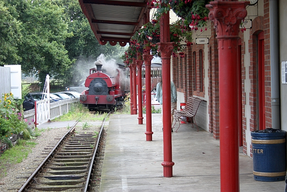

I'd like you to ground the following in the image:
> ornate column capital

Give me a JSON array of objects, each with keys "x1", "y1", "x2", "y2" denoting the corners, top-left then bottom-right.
[
  {"x1": 136, "y1": 59, "x2": 143, "y2": 68},
  {"x1": 206, "y1": 1, "x2": 249, "y2": 38},
  {"x1": 157, "y1": 42, "x2": 174, "y2": 59},
  {"x1": 143, "y1": 44, "x2": 153, "y2": 66},
  {"x1": 143, "y1": 54, "x2": 153, "y2": 66}
]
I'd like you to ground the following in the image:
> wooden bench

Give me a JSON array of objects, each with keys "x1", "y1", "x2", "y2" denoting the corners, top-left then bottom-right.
[{"x1": 172, "y1": 97, "x2": 202, "y2": 132}]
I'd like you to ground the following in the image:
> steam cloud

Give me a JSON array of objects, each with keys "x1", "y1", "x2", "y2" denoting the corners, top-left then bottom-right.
[{"x1": 95, "y1": 54, "x2": 129, "y2": 92}]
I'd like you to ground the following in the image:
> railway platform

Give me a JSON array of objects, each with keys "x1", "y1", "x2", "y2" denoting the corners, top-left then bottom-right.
[{"x1": 100, "y1": 113, "x2": 285, "y2": 192}]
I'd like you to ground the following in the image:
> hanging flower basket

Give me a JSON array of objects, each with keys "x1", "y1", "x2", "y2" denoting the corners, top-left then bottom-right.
[
  {"x1": 145, "y1": 32, "x2": 160, "y2": 44},
  {"x1": 170, "y1": 0, "x2": 193, "y2": 18},
  {"x1": 151, "y1": 0, "x2": 211, "y2": 30},
  {"x1": 122, "y1": 11, "x2": 195, "y2": 64},
  {"x1": 143, "y1": 20, "x2": 160, "y2": 44}
]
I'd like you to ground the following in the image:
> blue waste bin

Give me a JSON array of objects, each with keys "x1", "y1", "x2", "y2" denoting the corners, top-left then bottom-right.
[{"x1": 251, "y1": 128, "x2": 286, "y2": 181}]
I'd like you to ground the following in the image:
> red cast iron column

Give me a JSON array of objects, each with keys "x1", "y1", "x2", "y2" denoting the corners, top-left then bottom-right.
[
  {"x1": 158, "y1": 11, "x2": 174, "y2": 177},
  {"x1": 207, "y1": 1, "x2": 248, "y2": 192},
  {"x1": 143, "y1": 45, "x2": 153, "y2": 141},
  {"x1": 137, "y1": 53, "x2": 144, "y2": 124},
  {"x1": 129, "y1": 65, "x2": 134, "y2": 114},
  {"x1": 132, "y1": 58, "x2": 137, "y2": 114}
]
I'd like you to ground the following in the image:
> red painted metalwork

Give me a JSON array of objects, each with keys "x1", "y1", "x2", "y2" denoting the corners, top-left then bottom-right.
[
  {"x1": 143, "y1": 45, "x2": 154, "y2": 141},
  {"x1": 258, "y1": 31, "x2": 265, "y2": 130},
  {"x1": 132, "y1": 59, "x2": 137, "y2": 114},
  {"x1": 207, "y1": 1, "x2": 248, "y2": 192},
  {"x1": 129, "y1": 66, "x2": 134, "y2": 114},
  {"x1": 158, "y1": 12, "x2": 174, "y2": 177},
  {"x1": 137, "y1": 53, "x2": 143, "y2": 124},
  {"x1": 80, "y1": 67, "x2": 124, "y2": 110},
  {"x1": 238, "y1": 42, "x2": 243, "y2": 146}
]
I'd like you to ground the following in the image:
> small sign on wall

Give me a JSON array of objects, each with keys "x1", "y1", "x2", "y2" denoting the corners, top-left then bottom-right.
[
  {"x1": 195, "y1": 38, "x2": 209, "y2": 44},
  {"x1": 282, "y1": 61, "x2": 287, "y2": 84}
]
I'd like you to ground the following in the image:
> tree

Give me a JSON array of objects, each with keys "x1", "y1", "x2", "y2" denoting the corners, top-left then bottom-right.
[
  {"x1": 0, "y1": 1, "x2": 22, "y2": 65},
  {"x1": 3, "y1": 0, "x2": 73, "y2": 85},
  {"x1": 58, "y1": 0, "x2": 127, "y2": 86},
  {"x1": 1, "y1": 0, "x2": 127, "y2": 87}
]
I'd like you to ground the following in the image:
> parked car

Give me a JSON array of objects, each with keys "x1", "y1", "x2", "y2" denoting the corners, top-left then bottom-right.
[
  {"x1": 50, "y1": 93, "x2": 62, "y2": 101},
  {"x1": 59, "y1": 91, "x2": 81, "y2": 99},
  {"x1": 22, "y1": 92, "x2": 61, "y2": 111},
  {"x1": 65, "y1": 81, "x2": 87, "y2": 93},
  {"x1": 53, "y1": 92, "x2": 72, "y2": 100}
]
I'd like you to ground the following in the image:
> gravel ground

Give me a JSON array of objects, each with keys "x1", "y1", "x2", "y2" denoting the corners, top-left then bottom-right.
[
  {"x1": 0, "y1": 127, "x2": 68, "y2": 191},
  {"x1": 0, "y1": 121, "x2": 105, "y2": 191}
]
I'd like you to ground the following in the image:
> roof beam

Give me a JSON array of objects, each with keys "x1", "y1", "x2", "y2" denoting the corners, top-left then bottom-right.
[
  {"x1": 83, "y1": 0, "x2": 147, "y2": 7},
  {"x1": 97, "y1": 31, "x2": 134, "y2": 36},
  {"x1": 92, "y1": 19, "x2": 138, "y2": 25}
]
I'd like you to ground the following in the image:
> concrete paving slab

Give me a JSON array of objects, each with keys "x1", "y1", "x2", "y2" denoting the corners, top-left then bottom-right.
[{"x1": 100, "y1": 114, "x2": 285, "y2": 192}]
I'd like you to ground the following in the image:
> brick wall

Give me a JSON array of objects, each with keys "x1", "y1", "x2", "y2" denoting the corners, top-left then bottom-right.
[
  {"x1": 246, "y1": 0, "x2": 271, "y2": 156},
  {"x1": 172, "y1": 46, "x2": 193, "y2": 102},
  {"x1": 208, "y1": 25, "x2": 220, "y2": 139},
  {"x1": 191, "y1": 44, "x2": 205, "y2": 97}
]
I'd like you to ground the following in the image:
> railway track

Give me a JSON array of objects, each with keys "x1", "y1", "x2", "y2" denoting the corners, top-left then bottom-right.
[{"x1": 18, "y1": 113, "x2": 109, "y2": 192}]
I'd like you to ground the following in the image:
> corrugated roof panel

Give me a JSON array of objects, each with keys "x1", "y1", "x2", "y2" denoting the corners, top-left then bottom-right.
[
  {"x1": 97, "y1": 23, "x2": 135, "y2": 32},
  {"x1": 79, "y1": 0, "x2": 149, "y2": 46},
  {"x1": 92, "y1": 4, "x2": 142, "y2": 22}
]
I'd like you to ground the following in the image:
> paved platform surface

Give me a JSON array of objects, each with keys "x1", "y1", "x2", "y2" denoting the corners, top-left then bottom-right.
[{"x1": 100, "y1": 114, "x2": 285, "y2": 192}]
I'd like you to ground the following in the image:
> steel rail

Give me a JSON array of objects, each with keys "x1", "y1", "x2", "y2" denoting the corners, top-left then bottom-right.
[
  {"x1": 18, "y1": 120, "x2": 79, "y2": 192},
  {"x1": 84, "y1": 112, "x2": 111, "y2": 192}
]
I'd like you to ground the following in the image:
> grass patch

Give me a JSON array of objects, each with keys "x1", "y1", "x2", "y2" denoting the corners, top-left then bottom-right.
[
  {"x1": 53, "y1": 103, "x2": 109, "y2": 122},
  {"x1": 0, "y1": 140, "x2": 37, "y2": 178},
  {"x1": 82, "y1": 122, "x2": 90, "y2": 130}
]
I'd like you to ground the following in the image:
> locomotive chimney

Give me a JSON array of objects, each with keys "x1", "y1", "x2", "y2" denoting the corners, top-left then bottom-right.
[
  {"x1": 96, "y1": 64, "x2": 102, "y2": 71},
  {"x1": 95, "y1": 60, "x2": 103, "y2": 71}
]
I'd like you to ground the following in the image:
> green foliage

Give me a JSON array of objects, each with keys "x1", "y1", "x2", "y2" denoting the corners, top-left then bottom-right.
[
  {"x1": 151, "y1": 0, "x2": 211, "y2": 29},
  {"x1": 114, "y1": 93, "x2": 131, "y2": 114},
  {"x1": 0, "y1": 1, "x2": 22, "y2": 65},
  {"x1": 2, "y1": 0, "x2": 73, "y2": 86},
  {"x1": 0, "y1": 93, "x2": 33, "y2": 143},
  {"x1": 143, "y1": 105, "x2": 161, "y2": 114},
  {"x1": 122, "y1": 15, "x2": 193, "y2": 65},
  {"x1": 58, "y1": 0, "x2": 127, "y2": 86},
  {"x1": 82, "y1": 122, "x2": 90, "y2": 130},
  {"x1": 93, "y1": 131, "x2": 99, "y2": 138},
  {"x1": 2, "y1": 0, "x2": 127, "y2": 88}
]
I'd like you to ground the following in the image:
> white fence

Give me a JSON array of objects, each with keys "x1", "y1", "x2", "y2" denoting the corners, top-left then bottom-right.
[{"x1": 24, "y1": 98, "x2": 79, "y2": 128}]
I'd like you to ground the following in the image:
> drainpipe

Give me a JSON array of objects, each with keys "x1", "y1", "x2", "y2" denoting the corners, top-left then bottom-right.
[{"x1": 270, "y1": 0, "x2": 281, "y2": 129}]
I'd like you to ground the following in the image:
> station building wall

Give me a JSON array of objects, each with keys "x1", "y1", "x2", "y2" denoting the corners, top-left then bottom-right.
[{"x1": 170, "y1": 0, "x2": 276, "y2": 158}]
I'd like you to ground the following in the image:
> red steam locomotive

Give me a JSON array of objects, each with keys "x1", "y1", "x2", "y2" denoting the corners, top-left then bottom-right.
[{"x1": 80, "y1": 63, "x2": 127, "y2": 111}]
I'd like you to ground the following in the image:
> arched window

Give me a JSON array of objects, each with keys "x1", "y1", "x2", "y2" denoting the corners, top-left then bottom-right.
[
  {"x1": 193, "y1": 51, "x2": 196, "y2": 91},
  {"x1": 177, "y1": 57, "x2": 179, "y2": 88},
  {"x1": 180, "y1": 57, "x2": 183, "y2": 88},
  {"x1": 199, "y1": 49, "x2": 203, "y2": 92}
]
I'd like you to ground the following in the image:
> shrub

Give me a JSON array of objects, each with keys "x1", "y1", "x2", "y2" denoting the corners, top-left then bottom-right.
[{"x1": 0, "y1": 93, "x2": 32, "y2": 145}]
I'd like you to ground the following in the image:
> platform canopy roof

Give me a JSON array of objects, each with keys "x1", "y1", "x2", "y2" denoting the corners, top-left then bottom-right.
[{"x1": 79, "y1": 0, "x2": 150, "y2": 47}]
